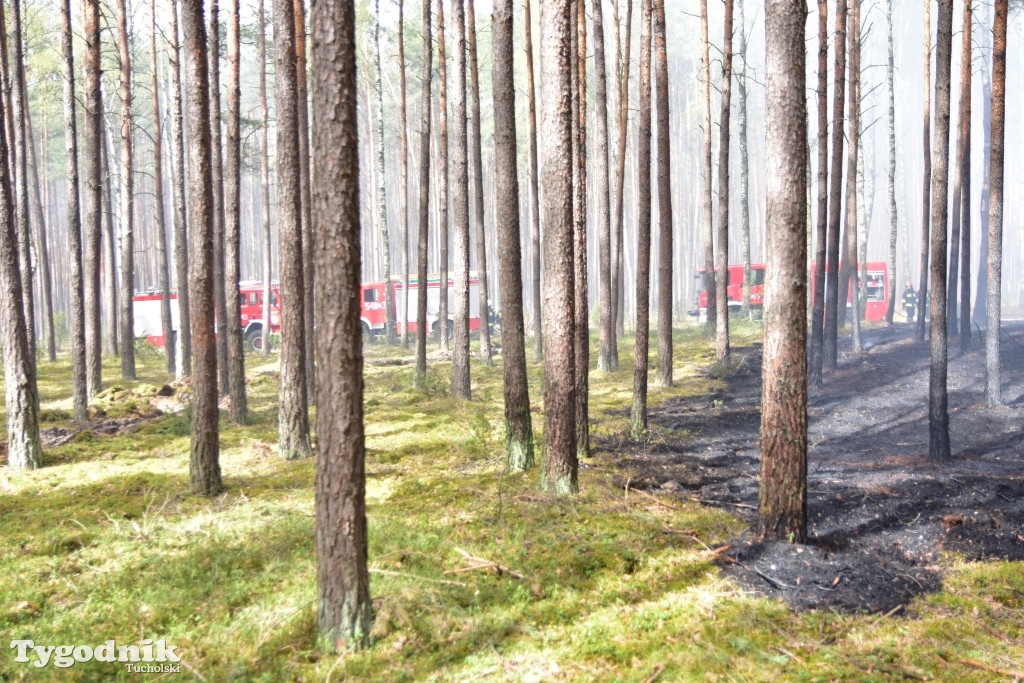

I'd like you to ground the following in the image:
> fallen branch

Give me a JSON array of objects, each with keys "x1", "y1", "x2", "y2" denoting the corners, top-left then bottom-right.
[
  {"x1": 959, "y1": 658, "x2": 1024, "y2": 681},
  {"x1": 446, "y1": 547, "x2": 525, "y2": 580},
  {"x1": 645, "y1": 664, "x2": 666, "y2": 683},
  {"x1": 749, "y1": 565, "x2": 794, "y2": 590},
  {"x1": 370, "y1": 568, "x2": 468, "y2": 587}
]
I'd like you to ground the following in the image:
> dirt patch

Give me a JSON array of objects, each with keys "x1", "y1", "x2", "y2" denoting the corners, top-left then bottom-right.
[{"x1": 605, "y1": 321, "x2": 1024, "y2": 614}]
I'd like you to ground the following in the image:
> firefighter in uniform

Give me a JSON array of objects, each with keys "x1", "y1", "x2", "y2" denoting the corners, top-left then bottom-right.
[{"x1": 902, "y1": 282, "x2": 918, "y2": 323}]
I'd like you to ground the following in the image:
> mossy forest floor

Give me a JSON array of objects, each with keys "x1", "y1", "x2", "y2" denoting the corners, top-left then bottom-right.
[{"x1": 1, "y1": 324, "x2": 1022, "y2": 681}]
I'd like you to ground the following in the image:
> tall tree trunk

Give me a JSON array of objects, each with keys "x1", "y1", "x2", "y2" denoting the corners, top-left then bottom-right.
[
  {"x1": 274, "y1": 0, "x2": 313, "y2": 459},
  {"x1": 947, "y1": 0, "x2": 971, "y2": 338},
  {"x1": 295, "y1": 0, "x2": 315, "y2": 398},
  {"x1": 0, "y1": 2, "x2": 13, "y2": 186},
  {"x1": 170, "y1": 0, "x2": 191, "y2": 377},
  {"x1": 414, "y1": 0, "x2": 432, "y2": 389},
  {"x1": 572, "y1": 0, "x2": 589, "y2": 458},
  {"x1": 916, "y1": 0, "x2": 932, "y2": 343},
  {"x1": 630, "y1": 0, "x2": 652, "y2": 441},
  {"x1": 823, "y1": 0, "x2": 847, "y2": 371},
  {"x1": 10, "y1": 0, "x2": 34, "y2": 360},
  {"x1": 654, "y1": 0, "x2": 672, "y2": 386},
  {"x1": 62, "y1": 0, "x2": 87, "y2": 421},
  {"x1": 524, "y1": 0, "x2": 542, "y2": 361},
  {"x1": 959, "y1": 7, "x2": 973, "y2": 352},
  {"x1": 258, "y1": 0, "x2": 272, "y2": 357},
  {"x1": 700, "y1": 0, "x2": 717, "y2": 337},
  {"x1": 83, "y1": 0, "x2": 103, "y2": 395},
  {"x1": 101, "y1": 119, "x2": 118, "y2": 357},
  {"x1": 493, "y1": 0, "x2": 534, "y2": 472},
  {"x1": 809, "y1": 0, "x2": 829, "y2": 384},
  {"x1": 759, "y1": 0, "x2": 808, "y2": 544},
  {"x1": 467, "y1": 0, "x2": 492, "y2": 365},
  {"x1": 973, "y1": 1, "x2": 992, "y2": 327},
  {"x1": 399, "y1": 0, "x2": 411, "y2": 349},
  {"x1": 310, "y1": 0, "x2": 373, "y2": 651},
  {"x1": 116, "y1": 0, "x2": 136, "y2": 380},
  {"x1": 611, "y1": 0, "x2": 632, "y2": 352},
  {"x1": 928, "y1": 0, "x2": 953, "y2": 461},
  {"x1": 985, "y1": 0, "x2": 1007, "y2": 407},
  {"x1": 594, "y1": 0, "x2": 613, "y2": 374},
  {"x1": 884, "y1": 0, "x2": 898, "y2": 325},
  {"x1": 737, "y1": 0, "x2": 751, "y2": 319},
  {"x1": 715, "y1": 0, "x2": 734, "y2": 361},
  {"x1": 24, "y1": 96, "x2": 55, "y2": 362},
  {"x1": 450, "y1": 0, "x2": 472, "y2": 400},
  {"x1": 539, "y1": 0, "x2": 578, "y2": 495},
  {"x1": 209, "y1": 0, "x2": 230, "y2": 394},
  {"x1": 843, "y1": 0, "x2": 862, "y2": 351},
  {"x1": 437, "y1": 0, "x2": 450, "y2": 351},
  {"x1": 372, "y1": 0, "x2": 395, "y2": 346},
  {"x1": 180, "y1": 0, "x2": 223, "y2": 495},
  {"x1": 151, "y1": 0, "x2": 174, "y2": 376},
  {"x1": 225, "y1": 0, "x2": 247, "y2": 423}
]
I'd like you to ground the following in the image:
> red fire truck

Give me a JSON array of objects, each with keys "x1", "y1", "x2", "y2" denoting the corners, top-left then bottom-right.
[
  {"x1": 690, "y1": 264, "x2": 766, "y2": 322},
  {"x1": 133, "y1": 275, "x2": 485, "y2": 350},
  {"x1": 810, "y1": 261, "x2": 890, "y2": 322}
]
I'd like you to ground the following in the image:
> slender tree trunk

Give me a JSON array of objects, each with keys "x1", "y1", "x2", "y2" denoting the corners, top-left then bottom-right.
[
  {"x1": 83, "y1": 0, "x2": 103, "y2": 395},
  {"x1": 295, "y1": 0, "x2": 315, "y2": 397},
  {"x1": 467, "y1": 0, "x2": 491, "y2": 365},
  {"x1": 493, "y1": 0, "x2": 534, "y2": 471},
  {"x1": 180, "y1": 0, "x2": 223, "y2": 495},
  {"x1": 572, "y1": 0, "x2": 589, "y2": 457},
  {"x1": 823, "y1": 0, "x2": 847, "y2": 371},
  {"x1": 844, "y1": 0, "x2": 862, "y2": 352},
  {"x1": 959, "y1": 9, "x2": 972, "y2": 351},
  {"x1": 594, "y1": 0, "x2": 613, "y2": 374},
  {"x1": 715, "y1": 0, "x2": 734, "y2": 361},
  {"x1": 225, "y1": 0, "x2": 247, "y2": 423},
  {"x1": 611, "y1": 0, "x2": 632, "y2": 353},
  {"x1": 653, "y1": 0, "x2": 672, "y2": 386},
  {"x1": 151, "y1": 1, "x2": 174, "y2": 376},
  {"x1": 101, "y1": 121, "x2": 118, "y2": 357},
  {"x1": 737, "y1": 0, "x2": 751, "y2": 319},
  {"x1": 24, "y1": 98, "x2": 55, "y2": 362},
  {"x1": 10, "y1": 0, "x2": 34, "y2": 360},
  {"x1": 170, "y1": 0, "x2": 191, "y2": 377},
  {"x1": 759, "y1": 0, "x2": 808, "y2": 543},
  {"x1": 524, "y1": 0, "x2": 542, "y2": 361},
  {"x1": 809, "y1": 0, "x2": 829, "y2": 384},
  {"x1": 116, "y1": 0, "x2": 136, "y2": 380},
  {"x1": 209, "y1": 0, "x2": 230, "y2": 394},
  {"x1": 62, "y1": 0, "x2": 87, "y2": 421},
  {"x1": 985, "y1": 0, "x2": 1007, "y2": 406},
  {"x1": 274, "y1": 0, "x2": 313, "y2": 459},
  {"x1": 310, "y1": 0, "x2": 373, "y2": 650},
  {"x1": 947, "y1": 0, "x2": 971, "y2": 338},
  {"x1": 700, "y1": 0, "x2": 717, "y2": 337},
  {"x1": 916, "y1": 0, "x2": 932, "y2": 343},
  {"x1": 450, "y1": 0, "x2": 472, "y2": 400},
  {"x1": 437, "y1": 0, "x2": 450, "y2": 351},
  {"x1": 258, "y1": 0, "x2": 272, "y2": 357},
  {"x1": 399, "y1": 0, "x2": 411, "y2": 349},
  {"x1": 414, "y1": 0, "x2": 432, "y2": 389},
  {"x1": 373, "y1": 0, "x2": 395, "y2": 346},
  {"x1": 540, "y1": 0, "x2": 578, "y2": 495},
  {"x1": 928, "y1": 0, "x2": 953, "y2": 461},
  {"x1": 884, "y1": 0, "x2": 898, "y2": 325},
  {"x1": 0, "y1": 2, "x2": 13, "y2": 187},
  {"x1": 630, "y1": 0, "x2": 652, "y2": 441},
  {"x1": 974, "y1": 2, "x2": 992, "y2": 327}
]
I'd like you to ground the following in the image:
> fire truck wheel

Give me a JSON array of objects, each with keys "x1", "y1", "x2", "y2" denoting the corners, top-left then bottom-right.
[{"x1": 245, "y1": 327, "x2": 267, "y2": 352}]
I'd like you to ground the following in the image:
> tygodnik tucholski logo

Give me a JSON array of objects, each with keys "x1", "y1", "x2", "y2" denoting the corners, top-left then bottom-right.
[{"x1": 10, "y1": 639, "x2": 181, "y2": 672}]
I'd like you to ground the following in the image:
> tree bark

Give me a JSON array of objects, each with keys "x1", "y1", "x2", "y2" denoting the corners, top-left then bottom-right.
[
  {"x1": 310, "y1": 0, "x2": 374, "y2": 649},
  {"x1": 843, "y1": 0, "x2": 862, "y2": 352},
  {"x1": 209, "y1": 0, "x2": 230, "y2": 395},
  {"x1": 985, "y1": 0, "x2": 1007, "y2": 407},
  {"x1": 611, "y1": 0, "x2": 632, "y2": 355},
  {"x1": 414, "y1": 0, "x2": 432, "y2": 389},
  {"x1": 10, "y1": 0, "x2": 34, "y2": 360},
  {"x1": 258, "y1": 0, "x2": 272, "y2": 357},
  {"x1": 823, "y1": 0, "x2": 846, "y2": 371},
  {"x1": 62, "y1": 0, "x2": 87, "y2": 421},
  {"x1": 594, "y1": 0, "x2": 612, "y2": 374},
  {"x1": 759, "y1": 0, "x2": 808, "y2": 543},
  {"x1": 83, "y1": 0, "x2": 103, "y2": 396},
  {"x1": 959, "y1": 7, "x2": 972, "y2": 352},
  {"x1": 493, "y1": 0, "x2": 534, "y2": 472},
  {"x1": 225, "y1": 0, "x2": 247, "y2": 423},
  {"x1": 524, "y1": 0, "x2": 542, "y2": 361},
  {"x1": 450, "y1": 0, "x2": 472, "y2": 400},
  {"x1": 947, "y1": 0, "x2": 971, "y2": 338},
  {"x1": 630, "y1": 0, "x2": 652, "y2": 441},
  {"x1": 700, "y1": 0, "x2": 716, "y2": 338},
  {"x1": 572, "y1": 0, "x2": 589, "y2": 458},
  {"x1": 437, "y1": 0, "x2": 450, "y2": 351},
  {"x1": 467, "y1": 0, "x2": 491, "y2": 365},
  {"x1": 928, "y1": 0, "x2": 953, "y2": 461},
  {"x1": 101, "y1": 120, "x2": 118, "y2": 357},
  {"x1": 274, "y1": 0, "x2": 313, "y2": 459},
  {"x1": 180, "y1": 0, "x2": 223, "y2": 495},
  {"x1": 170, "y1": 0, "x2": 191, "y2": 377},
  {"x1": 151, "y1": 0, "x2": 174, "y2": 377},
  {"x1": 715, "y1": 0, "x2": 734, "y2": 361},
  {"x1": 539, "y1": 0, "x2": 578, "y2": 495},
  {"x1": 884, "y1": 0, "x2": 898, "y2": 326},
  {"x1": 737, "y1": 0, "x2": 751, "y2": 320},
  {"x1": 399, "y1": 0, "x2": 411, "y2": 350},
  {"x1": 373, "y1": 0, "x2": 395, "y2": 346},
  {"x1": 973, "y1": 1, "x2": 992, "y2": 327},
  {"x1": 116, "y1": 0, "x2": 136, "y2": 380},
  {"x1": 654, "y1": 0, "x2": 672, "y2": 386},
  {"x1": 295, "y1": 0, "x2": 315, "y2": 397},
  {"x1": 809, "y1": 0, "x2": 829, "y2": 384},
  {"x1": 916, "y1": 0, "x2": 932, "y2": 343},
  {"x1": 24, "y1": 95, "x2": 55, "y2": 363}
]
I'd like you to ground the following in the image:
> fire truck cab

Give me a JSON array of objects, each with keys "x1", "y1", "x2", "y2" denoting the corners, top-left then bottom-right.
[{"x1": 360, "y1": 274, "x2": 484, "y2": 339}]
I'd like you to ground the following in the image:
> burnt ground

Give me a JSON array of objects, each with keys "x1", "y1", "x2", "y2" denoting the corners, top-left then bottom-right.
[{"x1": 607, "y1": 321, "x2": 1024, "y2": 614}]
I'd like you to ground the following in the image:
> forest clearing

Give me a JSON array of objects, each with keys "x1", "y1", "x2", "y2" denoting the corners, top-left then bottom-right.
[{"x1": 1, "y1": 324, "x2": 1022, "y2": 681}]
